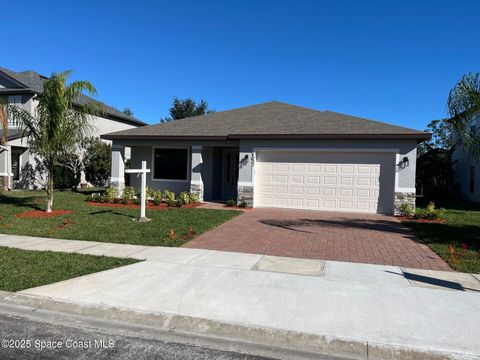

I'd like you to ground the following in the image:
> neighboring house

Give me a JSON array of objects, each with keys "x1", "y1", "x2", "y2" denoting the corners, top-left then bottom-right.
[
  {"x1": 102, "y1": 101, "x2": 430, "y2": 215},
  {"x1": 0, "y1": 67, "x2": 146, "y2": 190},
  {"x1": 452, "y1": 116, "x2": 480, "y2": 202}
]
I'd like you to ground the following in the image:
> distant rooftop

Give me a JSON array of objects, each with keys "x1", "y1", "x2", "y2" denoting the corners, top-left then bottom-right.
[{"x1": 0, "y1": 67, "x2": 146, "y2": 127}]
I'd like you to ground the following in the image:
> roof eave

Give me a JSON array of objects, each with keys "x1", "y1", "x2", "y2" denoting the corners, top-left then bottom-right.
[
  {"x1": 228, "y1": 133, "x2": 432, "y2": 141},
  {"x1": 103, "y1": 132, "x2": 431, "y2": 142},
  {"x1": 0, "y1": 88, "x2": 36, "y2": 95},
  {"x1": 101, "y1": 134, "x2": 228, "y2": 141}
]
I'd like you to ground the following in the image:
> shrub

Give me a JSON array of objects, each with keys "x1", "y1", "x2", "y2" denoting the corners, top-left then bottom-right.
[
  {"x1": 188, "y1": 192, "x2": 198, "y2": 203},
  {"x1": 152, "y1": 190, "x2": 163, "y2": 202},
  {"x1": 89, "y1": 193, "x2": 99, "y2": 202},
  {"x1": 399, "y1": 203, "x2": 415, "y2": 217},
  {"x1": 121, "y1": 197, "x2": 129, "y2": 205},
  {"x1": 166, "y1": 199, "x2": 179, "y2": 207},
  {"x1": 178, "y1": 192, "x2": 190, "y2": 205},
  {"x1": 163, "y1": 190, "x2": 176, "y2": 202},
  {"x1": 123, "y1": 186, "x2": 135, "y2": 200},
  {"x1": 132, "y1": 198, "x2": 141, "y2": 205},
  {"x1": 145, "y1": 186, "x2": 154, "y2": 200},
  {"x1": 84, "y1": 138, "x2": 111, "y2": 187},
  {"x1": 104, "y1": 186, "x2": 117, "y2": 203},
  {"x1": 226, "y1": 199, "x2": 237, "y2": 207},
  {"x1": 153, "y1": 198, "x2": 162, "y2": 206},
  {"x1": 238, "y1": 201, "x2": 248, "y2": 208},
  {"x1": 415, "y1": 202, "x2": 446, "y2": 220}
]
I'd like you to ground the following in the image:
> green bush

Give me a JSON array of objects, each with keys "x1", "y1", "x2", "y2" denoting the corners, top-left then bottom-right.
[
  {"x1": 166, "y1": 199, "x2": 179, "y2": 207},
  {"x1": 188, "y1": 192, "x2": 198, "y2": 203},
  {"x1": 104, "y1": 186, "x2": 117, "y2": 202},
  {"x1": 163, "y1": 190, "x2": 176, "y2": 202},
  {"x1": 226, "y1": 199, "x2": 237, "y2": 207},
  {"x1": 238, "y1": 201, "x2": 248, "y2": 208},
  {"x1": 399, "y1": 203, "x2": 415, "y2": 217},
  {"x1": 152, "y1": 190, "x2": 163, "y2": 202},
  {"x1": 132, "y1": 198, "x2": 141, "y2": 205},
  {"x1": 153, "y1": 198, "x2": 162, "y2": 206},
  {"x1": 178, "y1": 192, "x2": 190, "y2": 205},
  {"x1": 84, "y1": 138, "x2": 111, "y2": 187},
  {"x1": 145, "y1": 186, "x2": 154, "y2": 200},
  {"x1": 123, "y1": 186, "x2": 135, "y2": 200},
  {"x1": 415, "y1": 202, "x2": 446, "y2": 220}
]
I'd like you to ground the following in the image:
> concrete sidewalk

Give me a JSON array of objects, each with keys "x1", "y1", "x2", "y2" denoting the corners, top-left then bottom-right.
[{"x1": 1, "y1": 233, "x2": 480, "y2": 359}]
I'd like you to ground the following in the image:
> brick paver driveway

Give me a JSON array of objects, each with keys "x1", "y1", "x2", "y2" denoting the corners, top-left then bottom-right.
[{"x1": 184, "y1": 208, "x2": 451, "y2": 271}]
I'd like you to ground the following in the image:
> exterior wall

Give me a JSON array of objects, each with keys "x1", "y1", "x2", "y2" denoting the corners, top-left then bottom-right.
[
  {"x1": 116, "y1": 139, "x2": 238, "y2": 196},
  {"x1": 129, "y1": 145, "x2": 190, "y2": 194},
  {"x1": 237, "y1": 138, "x2": 418, "y2": 213},
  {"x1": 452, "y1": 116, "x2": 480, "y2": 202}
]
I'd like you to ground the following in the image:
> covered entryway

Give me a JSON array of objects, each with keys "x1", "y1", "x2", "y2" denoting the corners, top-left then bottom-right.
[{"x1": 254, "y1": 151, "x2": 395, "y2": 214}]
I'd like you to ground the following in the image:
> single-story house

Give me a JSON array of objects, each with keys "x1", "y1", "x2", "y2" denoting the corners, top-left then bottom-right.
[
  {"x1": 0, "y1": 67, "x2": 146, "y2": 190},
  {"x1": 452, "y1": 115, "x2": 480, "y2": 202},
  {"x1": 102, "y1": 101, "x2": 430, "y2": 214}
]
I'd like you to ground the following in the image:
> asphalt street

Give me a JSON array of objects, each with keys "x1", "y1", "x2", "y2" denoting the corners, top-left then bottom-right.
[{"x1": 0, "y1": 313, "x2": 278, "y2": 360}]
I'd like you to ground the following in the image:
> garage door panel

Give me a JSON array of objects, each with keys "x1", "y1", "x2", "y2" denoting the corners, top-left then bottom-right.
[{"x1": 254, "y1": 151, "x2": 394, "y2": 214}]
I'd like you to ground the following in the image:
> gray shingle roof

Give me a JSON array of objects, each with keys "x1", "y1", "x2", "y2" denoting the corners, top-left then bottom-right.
[
  {"x1": 102, "y1": 101, "x2": 430, "y2": 141},
  {"x1": 0, "y1": 128, "x2": 22, "y2": 142},
  {"x1": 0, "y1": 67, "x2": 146, "y2": 126}
]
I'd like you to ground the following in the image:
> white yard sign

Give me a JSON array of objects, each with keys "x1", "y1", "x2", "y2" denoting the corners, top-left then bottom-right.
[{"x1": 125, "y1": 161, "x2": 151, "y2": 221}]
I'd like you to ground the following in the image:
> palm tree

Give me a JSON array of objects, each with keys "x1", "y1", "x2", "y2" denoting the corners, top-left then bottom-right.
[
  {"x1": 447, "y1": 72, "x2": 480, "y2": 160},
  {"x1": 7, "y1": 71, "x2": 98, "y2": 212}
]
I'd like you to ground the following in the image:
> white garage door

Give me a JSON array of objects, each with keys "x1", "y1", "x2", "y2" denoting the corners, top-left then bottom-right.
[{"x1": 254, "y1": 151, "x2": 395, "y2": 214}]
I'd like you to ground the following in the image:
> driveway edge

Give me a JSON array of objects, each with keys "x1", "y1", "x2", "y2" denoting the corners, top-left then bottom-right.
[{"x1": 0, "y1": 291, "x2": 474, "y2": 360}]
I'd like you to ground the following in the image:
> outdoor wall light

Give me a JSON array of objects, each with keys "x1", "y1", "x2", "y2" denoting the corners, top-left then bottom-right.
[{"x1": 397, "y1": 156, "x2": 410, "y2": 169}]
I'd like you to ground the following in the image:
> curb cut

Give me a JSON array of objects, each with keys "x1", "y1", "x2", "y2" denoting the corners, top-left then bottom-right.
[{"x1": 0, "y1": 291, "x2": 476, "y2": 360}]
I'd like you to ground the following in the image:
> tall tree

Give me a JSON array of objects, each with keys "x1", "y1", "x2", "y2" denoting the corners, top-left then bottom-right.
[
  {"x1": 160, "y1": 97, "x2": 212, "y2": 122},
  {"x1": 123, "y1": 107, "x2": 134, "y2": 116},
  {"x1": 7, "y1": 71, "x2": 98, "y2": 212},
  {"x1": 447, "y1": 72, "x2": 480, "y2": 160},
  {"x1": 417, "y1": 118, "x2": 453, "y2": 156}
]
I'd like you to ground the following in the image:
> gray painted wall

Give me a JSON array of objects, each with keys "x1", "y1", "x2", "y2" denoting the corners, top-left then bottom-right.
[{"x1": 129, "y1": 145, "x2": 190, "y2": 194}]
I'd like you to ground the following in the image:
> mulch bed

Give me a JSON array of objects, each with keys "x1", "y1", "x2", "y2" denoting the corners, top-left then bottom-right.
[
  {"x1": 15, "y1": 210, "x2": 74, "y2": 218},
  {"x1": 86, "y1": 201, "x2": 203, "y2": 210},
  {"x1": 396, "y1": 216, "x2": 446, "y2": 224}
]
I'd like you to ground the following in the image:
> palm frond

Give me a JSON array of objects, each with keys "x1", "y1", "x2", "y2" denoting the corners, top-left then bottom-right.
[{"x1": 448, "y1": 72, "x2": 480, "y2": 160}]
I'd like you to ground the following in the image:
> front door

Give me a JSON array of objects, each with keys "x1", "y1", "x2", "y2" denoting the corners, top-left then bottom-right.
[{"x1": 221, "y1": 149, "x2": 239, "y2": 199}]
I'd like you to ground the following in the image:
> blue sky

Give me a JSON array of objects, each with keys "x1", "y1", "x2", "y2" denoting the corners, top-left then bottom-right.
[{"x1": 3, "y1": 0, "x2": 479, "y2": 128}]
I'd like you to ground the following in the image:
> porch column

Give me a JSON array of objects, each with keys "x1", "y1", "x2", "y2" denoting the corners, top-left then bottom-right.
[
  {"x1": 190, "y1": 145, "x2": 204, "y2": 202},
  {"x1": 0, "y1": 145, "x2": 11, "y2": 191},
  {"x1": 110, "y1": 144, "x2": 125, "y2": 196},
  {"x1": 237, "y1": 148, "x2": 254, "y2": 206}
]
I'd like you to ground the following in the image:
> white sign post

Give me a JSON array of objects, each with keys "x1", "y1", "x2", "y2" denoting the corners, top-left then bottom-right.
[{"x1": 125, "y1": 161, "x2": 151, "y2": 221}]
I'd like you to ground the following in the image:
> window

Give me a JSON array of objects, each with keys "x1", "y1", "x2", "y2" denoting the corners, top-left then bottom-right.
[
  {"x1": 7, "y1": 96, "x2": 22, "y2": 127},
  {"x1": 153, "y1": 148, "x2": 188, "y2": 181},
  {"x1": 11, "y1": 149, "x2": 22, "y2": 181},
  {"x1": 470, "y1": 166, "x2": 475, "y2": 194}
]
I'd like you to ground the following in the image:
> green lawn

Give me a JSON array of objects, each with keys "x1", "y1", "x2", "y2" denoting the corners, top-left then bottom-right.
[
  {"x1": 402, "y1": 202, "x2": 480, "y2": 273},
  {"x1": 0, "y1": 246, "x2": 139, "y2": 292},
  {"x1": 0, "y1": 190, "x2": 241, "y2": 246}
]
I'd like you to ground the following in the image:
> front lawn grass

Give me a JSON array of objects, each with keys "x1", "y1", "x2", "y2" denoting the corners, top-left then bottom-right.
[
  {"x1": 402, "y1": 202, "x2": 480, "y2": 273},
  {"x1": 0, "y1": 246, "x2": 139, "y2": 292},
  {"x1": 0, "y1": 190, "x2": 241, "y2": 246}
]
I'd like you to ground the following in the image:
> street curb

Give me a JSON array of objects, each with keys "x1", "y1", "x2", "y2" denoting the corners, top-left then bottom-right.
[{"x1": 0, "y1": 291, "x2": 476, "y2": 360}]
